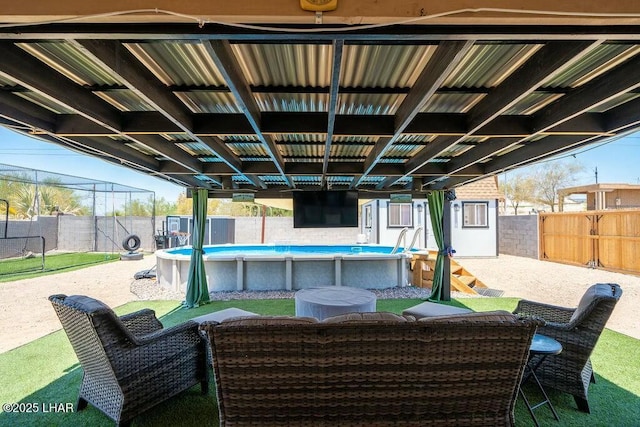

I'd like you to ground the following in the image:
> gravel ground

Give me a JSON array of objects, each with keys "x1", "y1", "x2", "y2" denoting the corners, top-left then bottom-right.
[{"x1": 1, "y1": 252, "x2": 638, "y2": 354}]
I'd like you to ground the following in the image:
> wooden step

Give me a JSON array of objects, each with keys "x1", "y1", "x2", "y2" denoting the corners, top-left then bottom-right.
[
  {"x1": 456, "y1": 275, "x2": 476, "y2": 287},
  {"x1": 450, "y1": 275, "x2": 478, "y2": 295},
  {"x1": 450, "y1": 265, "x2": 462, "y2": 275}
]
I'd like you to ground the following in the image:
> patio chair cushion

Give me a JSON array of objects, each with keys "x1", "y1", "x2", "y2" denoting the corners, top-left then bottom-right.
[
  {"x1": 420, "y1": 310, "x2": 519, "y2": 324},
  {"x1": 402, "y1": 301, "x2": 473, "y2": 319},
  {"x1": 570, "y1": 283, "x2": 618, "y2": 324},
  {"x1": 63, "y1": 294, "x2": 112, "y2": 313},
  {"x1": 213, "y1": 315, "x2": 319, "y2": 326},
  {"x1": 191, "y1": 307, "x2": 259, "y2": 324},
  {"x1": 323, "y1": 312, "x2": 415, "y2": 323}
]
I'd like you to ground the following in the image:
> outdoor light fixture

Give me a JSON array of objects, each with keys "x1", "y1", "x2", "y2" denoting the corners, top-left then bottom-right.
[
  {"x1": 453, "y1": 203, "x2": 460, "y2": 228},
  {"x1": 300, "y1": 0, "x2": 337, "y2": 12}
]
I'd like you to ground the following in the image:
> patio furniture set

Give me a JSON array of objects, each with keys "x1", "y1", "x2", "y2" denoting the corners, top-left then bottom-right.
[{"x1": 49, "y1": 282, "x2": 622, "y2": 426}]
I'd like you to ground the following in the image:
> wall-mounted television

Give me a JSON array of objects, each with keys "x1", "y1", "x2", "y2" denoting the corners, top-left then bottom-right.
[{"x1": 293, "y1": 190, "x2": 359, "y2": 228}]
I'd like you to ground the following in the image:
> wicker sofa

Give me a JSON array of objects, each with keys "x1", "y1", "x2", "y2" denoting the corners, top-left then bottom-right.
[{"x1": 200, "y1": 311, "x2": 542, "y2": 427}]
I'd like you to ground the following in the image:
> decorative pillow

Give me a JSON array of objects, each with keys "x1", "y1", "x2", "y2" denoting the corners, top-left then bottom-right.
[{"x1": 323, "y1": 312, "x2": 416, "y2": 323}]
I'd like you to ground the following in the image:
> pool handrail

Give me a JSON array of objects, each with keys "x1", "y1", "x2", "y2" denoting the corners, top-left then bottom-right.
[
  {"x1": 391, "y1": 227, "x2": 409, "y2": 254},
  {"x1": 404, "y1": 227, "x2": 423, "y2": 253}
]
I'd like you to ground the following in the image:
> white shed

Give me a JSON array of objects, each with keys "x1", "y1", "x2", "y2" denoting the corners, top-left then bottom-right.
[{"x1": 361, "y1": 177, "x2": 502, "y2": 257}]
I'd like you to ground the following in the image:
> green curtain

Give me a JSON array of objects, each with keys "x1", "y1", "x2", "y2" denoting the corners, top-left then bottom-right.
[
  {"x1": 184, "y1": 188, "x2": 210, "y2": 308},
  {"x1": 427, "y1": 191, "x2": 445, "y2": 302}
]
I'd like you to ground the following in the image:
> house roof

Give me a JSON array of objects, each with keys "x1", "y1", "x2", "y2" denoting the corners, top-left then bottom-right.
[
  {"x1": 454, "y1": 177, "x2": 503, "y2": 201},
  {"x1": 559, "y1": 183, "x2": 640, "y2": 195},
  {"x1": 1, "y1": 4, "x2": 640, "y2": 200}
]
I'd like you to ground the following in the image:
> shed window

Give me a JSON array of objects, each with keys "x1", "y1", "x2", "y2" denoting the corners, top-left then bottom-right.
[
  {"x1": 388, "y1": 203, "x2": 413, "y2": 227},
  {"x1": 462, "y1": 202, "x2": 489, "y2": 228}
]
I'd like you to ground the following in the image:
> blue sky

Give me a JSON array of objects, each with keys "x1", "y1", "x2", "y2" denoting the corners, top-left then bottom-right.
[
  {"x1": 0, "y1": 127, "x2": 185, "y2": 201},
  {"x1": 1, "y1": 126, "x2": 639, "y2": 202}
]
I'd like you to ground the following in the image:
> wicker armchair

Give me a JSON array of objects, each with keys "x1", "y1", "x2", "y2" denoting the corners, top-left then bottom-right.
[
  {"x1": 513, "y1": 283, "x2": 622, "y2": 413},
  {"x1": 49, "y1": 294, "x2": 208, "y2": 426}
]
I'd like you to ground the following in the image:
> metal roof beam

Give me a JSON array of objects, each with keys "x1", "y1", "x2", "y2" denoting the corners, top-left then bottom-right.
[
  {"x1": 406, "y1": 40, "x2": 604, "y2": 187},
  {"x1": 202, "y1": 39, "x2": 290, "y2": 186},
  {"x1": 357, "y1": 40, "x2": 475, "y2": 185},
  {"x1": 49, "y1": 111, "x2": 610, "y2": 137},
  {"x1": 532, "y1": 53, "x2": 640, "y2": 133},
  {"x1": 0, "y1": 91, "x2": 56, "y2": 132},
  {"x1": 468, "y1": 41, "x2": 603, "y2": 133},
  {"x1": 321, "y1": 39, "x2": 344, "y2": 188},
  {"x1": 0, "y1": 41, "x2": 121, "y2": 131},
  {"x1": 71, "y1": 39, "x2": 252, "y2": 186}
]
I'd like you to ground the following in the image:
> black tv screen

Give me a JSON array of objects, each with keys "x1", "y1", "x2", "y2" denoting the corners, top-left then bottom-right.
[{"x1": 293, "y1": 190, "x2": 359, "y2": 228}]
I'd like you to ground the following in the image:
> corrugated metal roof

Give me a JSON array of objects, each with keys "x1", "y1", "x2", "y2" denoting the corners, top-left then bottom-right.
[
  {"x1": 421, "y1": 93, "x2": 485, "y2": 113},
  {"x1": 505, "y1": 92, "x2": 564, "y2": 115},
  {"x1": 256, "y1": 92, "x2": 328, "y2": 112},
  {"x1": 276, "y1": 134, "x2": 326, "y2": 142},
  {"x1": 176, "y1": 141, "x2": 220, "y2": 158},
  {"x1": 588, "y1": 93, "x2": 640, "y2": 113},
  {"x1": 385, "y1": 144, "x2": 423, "y2": 158},
  {"x1": 396, "y1": 135, "x2": 437, "y2": 144},
  {"x1": 327, "y1": 176, "x2": 353, "y2": 184},
  {"x1": 280, "y1": 143, "x2": 323, "y2": 158},
  {"x1": 17, "y1": 42, "x2": 120, "y2": 86},
  {"x1": 334, "y1": 136, "x2": 377, "y2": 143},
  {"x1": 228, "y1": 141, "x2": 268, "y2": 157},
  {"x1": 338, "y1": 93, "x2": 404, "y2": 115},
  {"x1": 330, "y1": 144, "x2": 371, "y2": 158},
  {"x1": 441, "y1": 143, "x2": 475, "y2": 158},
  {"x1": 232, "y1": 43, "x2": 333, "y2": 87},
  {"x1": 341, "y1": 44, "x2": 436, "y2": 87},
  {"x1": 293, "y1": 176, "x2": 322, "y2": 185},
  {"x1": 222, "y1": 135, "x2": 260, "y2": 142},
  {"x1": 443, "y1": 44, "x2": 542, "y2": 88},
  {"x1": 125, "y1": 42, "x2": 226, "y2": 86},
  {"x1": 160, "y1": 134, "x2": 193, "y2": 142},
  {"x1": 174, "y1": 91, "x2": 240, "y2": 113},
  {"x1": 2, "y1": 24, "x2": 639, "y2": 198},
  {"x1": 94, "y1": 90, "x2": 155, "y2": 112},
  {"x1": 546, "y1": 44, "x2": 640, "y2": 88}
]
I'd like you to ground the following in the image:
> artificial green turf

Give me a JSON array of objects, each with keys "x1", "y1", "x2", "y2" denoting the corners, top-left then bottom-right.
[
  {"x1": 0, "y1": 252, "x2": 120, "y2": 282},
  {"x1": 1, "y1": 298, "x2": 638, "y2": 426}
]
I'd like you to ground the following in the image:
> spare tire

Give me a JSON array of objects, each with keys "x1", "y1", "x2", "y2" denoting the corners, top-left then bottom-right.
[{"x1": 122, "y1": 234, "x2": 141, "y2": 252}]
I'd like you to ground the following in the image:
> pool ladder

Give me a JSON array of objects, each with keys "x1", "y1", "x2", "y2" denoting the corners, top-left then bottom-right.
[{"x1": 391, "y1": 227, "x2": 423, "y2": 254}]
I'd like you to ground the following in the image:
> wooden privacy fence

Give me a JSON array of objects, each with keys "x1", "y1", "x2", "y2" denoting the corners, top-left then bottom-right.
[{"x1": 539, "y1": 209, "x2": 640, "y2": 275}]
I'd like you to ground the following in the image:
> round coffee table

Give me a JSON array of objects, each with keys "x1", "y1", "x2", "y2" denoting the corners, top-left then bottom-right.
[{"x1": 294, "y1": 287, "x2": 377, "y2": 320}]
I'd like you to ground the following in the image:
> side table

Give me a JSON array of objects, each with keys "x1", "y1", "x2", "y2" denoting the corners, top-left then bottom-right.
[
  {"x1": 294, "y1": 287, "x2": 376, "y2": 320},
  {"x1": 520, "y1": 333, "x2": 562, "y2": 427}
]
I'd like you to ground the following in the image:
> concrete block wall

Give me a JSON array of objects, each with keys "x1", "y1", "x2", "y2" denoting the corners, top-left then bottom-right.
[
  {"x1": 235, "y1": 217, "x2": 360, "y2": 244},
  {"x1": 498, "y1": 215, "x2": 539, "y2": 259},
  {"x1": 58, "y1": 216, "x2": 156, "y2": 252},
  {"x1": 3, "y1": 216, "x2": 58, "y2": 252}
]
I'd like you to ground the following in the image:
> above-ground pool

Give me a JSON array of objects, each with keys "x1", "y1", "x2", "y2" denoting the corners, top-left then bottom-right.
[{"x1": 156, "y1": 244, "x2": 416, "y2": 293}]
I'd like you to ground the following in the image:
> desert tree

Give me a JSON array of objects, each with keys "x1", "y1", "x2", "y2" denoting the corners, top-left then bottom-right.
[{"x1": 501, "y1": 173, "x2": 536, "y2": 215}]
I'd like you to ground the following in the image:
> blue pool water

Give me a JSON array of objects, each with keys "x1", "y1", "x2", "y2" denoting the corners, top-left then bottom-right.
[{"x1": 167, "y1": 244, "x2": 415, "y2": 257}]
